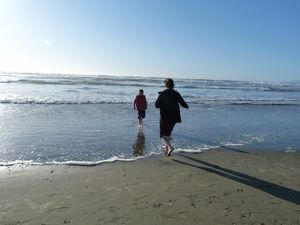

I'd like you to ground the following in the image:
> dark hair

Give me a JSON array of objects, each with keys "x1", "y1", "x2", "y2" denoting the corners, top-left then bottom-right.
[
  {"x1": 139, "y1": 89, "x2": 144, "y2": 93},
  {"x1": 164, "y1": 78, "x2": 174, "y2": 89}
]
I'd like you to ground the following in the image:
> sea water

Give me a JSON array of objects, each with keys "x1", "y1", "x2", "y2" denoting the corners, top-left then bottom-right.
[{"x1": 0, "y1": 72, "x2": 300, "y2": 165}]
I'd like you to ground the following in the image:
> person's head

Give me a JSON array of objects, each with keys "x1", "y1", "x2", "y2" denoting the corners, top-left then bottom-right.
[
  {"x1": 164, "y1": 78, "x2": 174, "y2": 89},
  {"x1": 139, "y1": 89, "x2": 144, "y2": 95}
]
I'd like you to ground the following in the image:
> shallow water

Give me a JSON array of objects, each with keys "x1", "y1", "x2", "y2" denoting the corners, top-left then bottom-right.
[
  {"x1": 1, "y1": 73, "x2": 300, "y2": 165},
  {"x1": 0, "y1": 103, "x2": 299, "y2": 165}
]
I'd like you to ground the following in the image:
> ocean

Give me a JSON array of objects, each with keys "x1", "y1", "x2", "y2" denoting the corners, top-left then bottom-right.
[{"x1": 1, "y1": 72, "x2": 300, "y2": 166}]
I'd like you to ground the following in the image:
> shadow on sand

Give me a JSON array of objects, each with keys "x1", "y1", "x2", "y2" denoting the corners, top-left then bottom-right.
[
  {"x1": 218, "y1": 145, "x2": 251, "y2": 154},
  {"x1": 172, "y1": 153, "x2": 300, "y2": 205}
]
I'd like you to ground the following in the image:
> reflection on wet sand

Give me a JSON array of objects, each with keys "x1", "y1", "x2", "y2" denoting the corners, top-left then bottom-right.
[{"x1": 133, "y1": 130, "x2": 145, "y2": 157}]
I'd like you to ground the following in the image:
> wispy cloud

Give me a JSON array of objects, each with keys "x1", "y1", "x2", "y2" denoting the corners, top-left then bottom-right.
[{"x1": 43, "y1": 38, "x2": 54, "y2": 47}]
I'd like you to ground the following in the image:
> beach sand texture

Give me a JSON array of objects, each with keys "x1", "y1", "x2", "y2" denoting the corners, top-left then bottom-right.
[{"x1": 1, "y1": 150, "x2": 300, "y2": 225}]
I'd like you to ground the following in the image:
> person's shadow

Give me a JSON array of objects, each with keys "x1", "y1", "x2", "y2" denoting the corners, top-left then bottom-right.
[
  {"x1": 132, "y1": 130, "x2": 145, "y2": 157},
  {"x1": 173, "y1": 153, "x2": 300, "y2": 205}
]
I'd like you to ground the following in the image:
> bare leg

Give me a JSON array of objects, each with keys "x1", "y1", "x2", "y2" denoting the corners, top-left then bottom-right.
[
  {"x1": 138, "y1": 118, "x2": 143, "y2": 126},
  {"x1": 162, "y1": 136, "x2": 174, "y2": 156}
]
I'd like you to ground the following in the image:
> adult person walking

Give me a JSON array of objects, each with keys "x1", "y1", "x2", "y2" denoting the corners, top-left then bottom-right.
[{"x1": 155, "y1": 78, "x2": 189, "y2": 156}]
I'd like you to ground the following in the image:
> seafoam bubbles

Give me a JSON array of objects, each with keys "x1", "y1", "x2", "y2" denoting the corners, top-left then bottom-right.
[{"x1": 285, "y1": 147, "x2": 296, "y2": 153}]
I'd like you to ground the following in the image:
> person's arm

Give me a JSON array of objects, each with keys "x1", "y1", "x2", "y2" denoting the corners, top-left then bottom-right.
[
  {"x1": 145, "y1": 97, "x2": 148, "y2": 110},
  {"x1": 155, "y1": 94, "x2": 161, "y2": 108},
  {"x1": 133, "y1": 98, "x2": 136, "y2": 110},
  {"x1": 177, "y1": 92, "x2": 189, "y2": 108}
]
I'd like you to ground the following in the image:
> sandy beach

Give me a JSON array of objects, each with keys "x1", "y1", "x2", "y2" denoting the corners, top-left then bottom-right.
[{"x1": 1, "y1": 150, "x2": 300, "y2": 225}]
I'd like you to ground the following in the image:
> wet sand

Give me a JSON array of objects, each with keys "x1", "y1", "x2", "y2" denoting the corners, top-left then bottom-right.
[{"x1": 0, "y1": 150, "x2": 300, "y2": 225}]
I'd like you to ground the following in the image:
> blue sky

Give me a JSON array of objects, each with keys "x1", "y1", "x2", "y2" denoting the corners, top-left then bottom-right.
[{"x1": 0, "y1": 0, "x2": 299, "y2": 81}]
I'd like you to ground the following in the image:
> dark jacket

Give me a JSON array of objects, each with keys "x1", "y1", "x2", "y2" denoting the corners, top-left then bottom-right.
[{"x1": 155, "y1": 89, "x2": 189, "y2": 124}]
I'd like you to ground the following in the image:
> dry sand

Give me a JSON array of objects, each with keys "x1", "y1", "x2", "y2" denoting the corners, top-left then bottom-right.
[{"x1": 0, "y1": 150, "x2": 300, "y2": 225}]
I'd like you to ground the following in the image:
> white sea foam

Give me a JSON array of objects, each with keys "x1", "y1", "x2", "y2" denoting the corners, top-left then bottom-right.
[
  {"x1": 220, "y1": 142, "x2": 245, "y2": 147},
  {"x1": 0, "y1": 160, "x2": 35, "y2": 166},
  {"x1": 176, "y1": 148, "x2": 204, "y2": 153},
  {"x1": 0, "y1": 156, "x2": 140, "y2": 167},
  {"x1": 285, "y1": 147, "x2": 296, "y2": 153},
  {"x1": 1, "y1": 72, "x2": 300, "y2": 105}
]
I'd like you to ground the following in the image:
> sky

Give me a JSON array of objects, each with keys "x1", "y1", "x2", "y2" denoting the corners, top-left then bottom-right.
[{"x1": 0, "y1": 0, "x2": 299, "y2": 81}]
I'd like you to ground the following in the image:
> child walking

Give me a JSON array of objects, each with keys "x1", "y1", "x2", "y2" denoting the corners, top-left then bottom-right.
[{"x1": 134, "y1": 89, "x2": 147, "y2": 126}]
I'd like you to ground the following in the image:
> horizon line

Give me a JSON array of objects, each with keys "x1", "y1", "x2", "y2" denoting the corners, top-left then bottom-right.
[{"x1": 0, "y1": 70, "x2": 299, "y2": 83}]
